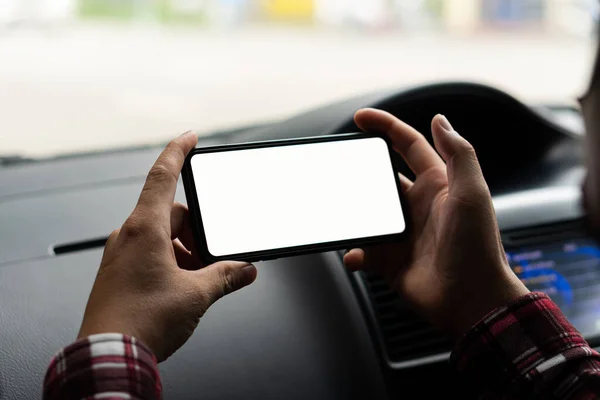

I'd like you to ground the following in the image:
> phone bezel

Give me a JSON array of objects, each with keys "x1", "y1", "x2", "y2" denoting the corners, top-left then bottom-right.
[{"x1": 182, "y1": 132, "x2": 409, "y2": 264}]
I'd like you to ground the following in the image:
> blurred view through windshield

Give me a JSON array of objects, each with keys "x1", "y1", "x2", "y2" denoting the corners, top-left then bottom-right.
[{"x1": 1, "y1": 0, "x2": 598, "y2": 157}]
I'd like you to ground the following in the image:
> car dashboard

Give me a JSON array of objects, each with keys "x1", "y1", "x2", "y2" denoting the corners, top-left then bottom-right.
[{"x1": 0, "y1": 82, "x2": 593, "y2": 399}]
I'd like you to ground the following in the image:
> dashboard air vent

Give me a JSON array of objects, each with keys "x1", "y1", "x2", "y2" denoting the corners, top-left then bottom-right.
[{"x1": 360, "y1": 270, "x2": 452, "y2": 364}]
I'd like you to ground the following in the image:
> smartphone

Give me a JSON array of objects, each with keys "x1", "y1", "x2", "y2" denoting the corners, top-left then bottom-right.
[{"x1": 182, "y1": 133, "x2": 408, "y2": 264}]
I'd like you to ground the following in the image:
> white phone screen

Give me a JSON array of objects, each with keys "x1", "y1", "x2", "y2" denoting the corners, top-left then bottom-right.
[{"x1": 190, "y1": 136, "x2": 406, "y2": 257}]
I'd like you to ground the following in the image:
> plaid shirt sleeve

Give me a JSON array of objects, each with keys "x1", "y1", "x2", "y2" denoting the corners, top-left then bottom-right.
[
  {"x1": 451, "y1": 292, "x2": 600, "y2": 399},
  {"x1": 43, "y1": 333, "x2": 162, "y2": 400}
]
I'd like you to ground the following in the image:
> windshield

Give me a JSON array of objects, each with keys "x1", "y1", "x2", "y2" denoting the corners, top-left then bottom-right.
[{"x1": 1, "y1": 0, "x2": 598, "y2": 157}]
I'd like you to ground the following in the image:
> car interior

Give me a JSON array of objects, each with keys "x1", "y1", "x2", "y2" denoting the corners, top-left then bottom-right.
[{"x1": 0, "y1": 81, "x2": 593, "y2": 399}]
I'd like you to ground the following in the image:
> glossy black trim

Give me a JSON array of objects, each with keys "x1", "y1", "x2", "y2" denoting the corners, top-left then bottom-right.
[
  {"x1": 52, "y1": 237, "x2": 108, "y2": 255},
  {"x1": 182, "y1": 132, "x2": 409, "y2": 264}
]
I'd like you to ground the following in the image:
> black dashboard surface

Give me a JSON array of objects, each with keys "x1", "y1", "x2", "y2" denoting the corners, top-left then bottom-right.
[{"x1": 0, "y1": 82, "x2": 589, "y2": 399}]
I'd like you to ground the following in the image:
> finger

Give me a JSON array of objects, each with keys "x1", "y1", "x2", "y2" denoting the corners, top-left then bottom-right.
[
  {"x1": 178, "y1": 221, "x2": 197, "y2": 254},
  {"x1": 170, "y1": 202, "x2": 198, "y2": 258},
  {"x1": 355, "y1": 108, "x2": 445, "y2": 175},
  {"x1": 170, "y1": 202, "x2": 187, "y2": 240},
  {"x1": 135, "y1": 131, "x2": 198, "y2": 227},
  {"x1": 398, "y1": 173, "x2": 413, "y2": 192},
  {"x1": 430, "y1": 115, "x2": 489, "y2": 198},
  {"x1": 343, "y1": 248, "x2": 365, "y2": 272},
  {"x1": 192, "y1": 261, "x2": 258, "y2": 304},
  {"x1": 173, "y1": 239, "x2": 202, "y2": 270}
]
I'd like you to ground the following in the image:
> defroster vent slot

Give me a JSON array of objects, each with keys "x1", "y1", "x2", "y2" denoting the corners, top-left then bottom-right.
[{"x1": 53, "y1": 237, "x2": 108, "y2": 255}]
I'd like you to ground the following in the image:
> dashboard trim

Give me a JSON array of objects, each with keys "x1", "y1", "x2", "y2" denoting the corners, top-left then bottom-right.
[{"x1": 494, "y1": 186, "x2": 584, "y2": 231}]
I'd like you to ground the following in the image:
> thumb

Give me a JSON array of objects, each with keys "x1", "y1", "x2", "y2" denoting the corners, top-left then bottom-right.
[
  {"x1": 431, "y1": 114, "x2": 489, "y2": 199},
  {"x1": 194, "y1": 261, "x2": 258, "y2": 304}
]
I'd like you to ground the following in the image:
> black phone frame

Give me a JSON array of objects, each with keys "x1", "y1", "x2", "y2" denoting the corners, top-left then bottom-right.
[{"x1": 182, "y1": 132, "x2": 410, "y2": 264}]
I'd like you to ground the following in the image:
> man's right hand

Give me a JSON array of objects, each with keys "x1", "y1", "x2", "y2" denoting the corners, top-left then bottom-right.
[{"x1": 344, "y1": 109, "x2": 528, "y2": 339}]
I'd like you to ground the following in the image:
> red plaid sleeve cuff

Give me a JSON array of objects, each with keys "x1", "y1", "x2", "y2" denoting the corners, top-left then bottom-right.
[
  {"x1": 451, "y1": 292, "x2": 600, "y2": 398},
  {"x1": 43, "y1": 333, "x2": 162, "y2": 400}
]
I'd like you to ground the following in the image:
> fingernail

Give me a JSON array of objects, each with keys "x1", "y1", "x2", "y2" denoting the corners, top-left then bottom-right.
[
  {"x1": 181, "y1": 130, "x2": 196, "y2": 138},
  {"x1": 438, "y1": 115, "x2": 459, "y2": 136},
  {"x1": 241, "y1": 264, "x2": 257, "y2": 282}
]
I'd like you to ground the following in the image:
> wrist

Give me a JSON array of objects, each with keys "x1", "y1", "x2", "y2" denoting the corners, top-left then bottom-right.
[
  {"x1": 78, "y1": 316, "x2": 156, "y2": 356},
  {"x1": 443, "y1": 269, "x2": 529, "y2": 340}
]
